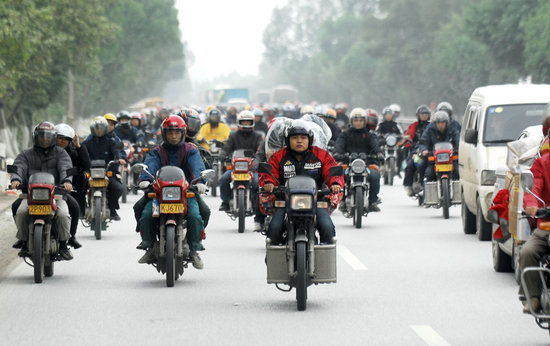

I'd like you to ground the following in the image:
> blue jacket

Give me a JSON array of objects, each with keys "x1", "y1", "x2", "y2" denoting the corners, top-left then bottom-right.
[
  {"x1": 418, "y1": 123, "x2": 460, "y2": 154},
  {"x1": 82, "y1": 135, "x2": 123, "y2": 163},
  {"x1": 114, "y1": 124, "x2": 142, "y2": 143},
  {"x1": 141, "y1": 142, "x2": 205, "y2": 183}
]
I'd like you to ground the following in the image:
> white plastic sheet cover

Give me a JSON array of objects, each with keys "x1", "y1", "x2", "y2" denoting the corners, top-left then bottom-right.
[
  {"x1": 506, "y1": 135, "x2": 544, "y2": 170},
  {"x1": 264, "y1": 115, "x2": 332, "y2": 160}
]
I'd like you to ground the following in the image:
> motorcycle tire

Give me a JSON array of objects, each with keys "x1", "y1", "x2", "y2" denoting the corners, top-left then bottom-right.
[
  {"x1": 94, "y1": 196, "x2": 101, "y2": 240},
  {"x1": 355, "y1": 187, "x2": 363, "y2": 229},
  {"x1": 211, "y1": 165, "x2": 218, "y2": 197},
  {"x1": 296, "y1": 241, "x2": 307, "y2": 311},
  {"x1": 166, "y1": 224, "x2": 176, "y2": 287},
  {"x1": 33, "y1": 224, "x2": 44, "y2": 284},
  {"x1": 238, "y1": 189, "x2": 245, "y2": 233},
  {"x1": 442, "y1": 178, "x2": 450, "y2": 219},
  {"x1": 45, "y1": 260, "x2": 54, "y2": 277},
  {"x1": 121, "y1": 170, "x2": 128, "y2": 204},
  {"x1": 388, "y1": 157, "x2": 395, "y2": 186}
]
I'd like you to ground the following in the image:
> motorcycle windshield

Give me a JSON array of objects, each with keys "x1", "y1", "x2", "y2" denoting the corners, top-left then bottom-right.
[
  {"x1": 28, "y1": 172, "x2": 55, "y2": 186},
  {"x1": 232, "y1": 149, "x2": 255, "y2": 159},
  {"x1": 286, "y1": 175, "x2": 317, "y2": 194},
  {"x1": 434, "y1": 142, "x2": 453, "y2": 151},
  {"x1": 91, "y1": 159, "x2": 106, "y2": 168},
  {"x1": 157, "y1": 166, "x2": 186, "y2": 182}
]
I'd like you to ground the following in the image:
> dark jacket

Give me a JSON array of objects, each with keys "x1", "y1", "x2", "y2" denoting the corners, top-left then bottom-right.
[
  {"x1": 418, "y1": 123, "x2": 460, "y2": 154},
  {"x1": 222, "y1": 130, "x2": 263, "y2": 159},
  {"x1": 82, "y1": 135, "x2": 123, "y2": 164},
  {"x1": 334, "y1": 127, "x2": 382, "y2": 158},
  {"x1": 11, "y1": 145, "x2": 73, "y2": 192},
  {"x1": 377, "y1": 120, "x2": 402, "y2": 135},
  {"x1": 404, "y1": 120, "x2": 430, "y2": 149},
  {"x1": 187, "y1": 137, "x2": 213, "y2": 169},
  {"x1": 114, "y1": 124, "x2": 142, "y2": 143},
  {"x1": 254, "y1": 121, "x2": 269, "y2": 136},
  {"x1": 64, "y1": 143, "x2": 91, "y2": 192},
  {"x1": 326, "y1": 121, "x2": 341, "y2": 142}
]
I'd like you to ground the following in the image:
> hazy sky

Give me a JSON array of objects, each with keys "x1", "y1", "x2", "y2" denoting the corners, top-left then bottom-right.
[{"x1": 175, "y1": 0, "x2": 288, "y2": 82}]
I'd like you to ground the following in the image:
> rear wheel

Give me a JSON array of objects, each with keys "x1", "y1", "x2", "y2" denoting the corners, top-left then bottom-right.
[
  {"x1": 33, "y1": 224, "x2": 44, "y2": 283},
  {"x1": 166, "y1": 225, "x2": 175, "y2": 287},
  {"x1": 94, "y1": 196, "x2": 101, "y2": 240},
  {"x1": 121, "y1": 170, "x2": 128, "y2": 203},
  {"x1": 441, "y1": 178, "x2": 450, "y2": 219},
  {"x1": 492, "y1": 231, "x2": 513, "y2": 272},
  {"x1": 476, "y1": 196, "x2": 492, "y2": 241},
  {"x1": 388, "y1": 157, "x2": 395, "y2": 186},
  {"x1": 296, "y1": 241, "x2": 307, "y2": 311},
  {"x1": 238, "y1": 189, "x2": 245, "y2": 233},
  {"x1": 354, "y1": 187, "x2": 363, "y2": 229},
  {"x1": 462, "y1": 192, "x2": 476, "y2": 234}
]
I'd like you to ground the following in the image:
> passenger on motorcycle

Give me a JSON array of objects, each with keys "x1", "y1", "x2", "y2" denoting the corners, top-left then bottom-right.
[
  {"x1": 137, "y1": 115, "x2": 206, "y2": 268},
  {"x1": 82, "y1": 117, "x2": 125, "y2": 220},
  {"x1": 253, "y1": 108, "x2": 268, "y2": 136},
  {"x1": 218, "y1": 111, "x2": 263, "y2": 213},
  {"x1": 260, "y1": 124, "x2": 344, "y2": 244},
  {"x1": 153, "y1": 108, "x2": 171, "y2": 131},
  {"x1": 418, "y1": 111, "x2": 459, "y2": 182},
  {"x1": 403, "y1": 105, "x2": 431, "y2": 196},
  {"x1": 11, "y1": 122, "x2": 74, "y2": 260},
  {"x1": 197, "y1": 108, "x2": 231, "y2": 151},
  {"x1": 334, "y1": 108, "x2": 383, "y2": 212},
  {"x1": 324, "y1": 108, "x2": 341, "y2": 144},
  {"x1": 115, "y1": 110, "x2": 143, "y2": 144},
  {"x1": 436, "y1": 101, "x2": 461, "y2": 142},
  {"x1": 55, "y1": 124, "x2": 90, "y2": 249}
]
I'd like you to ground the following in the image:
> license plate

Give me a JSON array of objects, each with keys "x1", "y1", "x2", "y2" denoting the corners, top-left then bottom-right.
[
  {"x1": 29, "y1": 205, "x2": 52, "y2": 215},
  {"x1": 435, "y1": 164, "x2": 453, "y2": 172},
  {"x1": 90, "y1": 179, "x2": 108, "y2": 187},
  {"x1": 160, "y1": 203, "x2": 184, "y2": 214},
  {"x1": 233, "y1": 173, "x2": 250, "y2": 181}
]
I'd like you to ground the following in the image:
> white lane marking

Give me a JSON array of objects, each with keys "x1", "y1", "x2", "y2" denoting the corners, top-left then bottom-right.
[
  {"x1": 338, "y1": 245, "x2": 367, "y2": 270},
  {"x1": 410, "y1": 325, "x2": 451, "y2": 346}
]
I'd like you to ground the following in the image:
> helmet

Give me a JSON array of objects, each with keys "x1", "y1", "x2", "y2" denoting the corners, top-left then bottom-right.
[
  {"x1": 349, "y1": 107, "x2": 367, "y2": 127},
  {"x1": 207, "y1": 108, "x2": 221, "y2": 125},
  {"x1": 206, "y1": 105, "x2": 215, "y2": 113},
  {"x1": 436, "y1": 102, "x2": 453, "y2": 118},
  {"x1": 159, "y1": 108, "x2": 170, "y2": 117},
  {"x1": 365, "y1": 108, "x2": 379, "y2": 130},
  {"x1": 326, "y1": 109, "x2": 337, "y2": 120},
  {"x1": 285, "y1": 123, "x2": 314, "y2": 150},
  {"x1": 389, "y1": 104, "x2": 401, "y2": 118},
  {"x1": 117, "y1": 110, "x2": 131, "y2": 122},
  {"x1": 183, "y1": 109, "x2": 201, "y2": 138},
  {"x1": 90, "y1": 116, "x2": 109, "y2": 138},
  {"x1": 161, "y1": 115, "x2": 186, "y2": 144},
  {"x1": 382, "y1": 106, "x2": 393, "y2": 118},
  {"x1": 54, "y1": 123, "x2": 75, "y2": 140},
  {"x1": 252, "y1": 108, "x2": 264, "y2": 118},
  {"x1": 33, "y1": 121, "x2": 57, "y2": 149},
  {"x1": 335, "y1": 103, "x2": 347, "y2": 112},
  {"x1": 130, "y1": 112, "x2": 141, "y2": 126},
  {"x1": 415, "y1": 105, "x2": 431, "y2": 120},
  {"x1": 300, "y1": 105, "x2": 314, "y2": 115},
  {"x1": 432, "y1": 110, "x2": 450, "y2": 124},
  {"x1": 237, "y1": 110, "x2": 255, "y2": 130},
  {"x1": 104, "y1": 113, "x2": 117, "y2": 123}
]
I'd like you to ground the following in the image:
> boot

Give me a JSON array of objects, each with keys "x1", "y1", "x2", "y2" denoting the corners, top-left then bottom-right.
[
  {"x1": 368, "y1": 203, "x2": 380, "y2": 212},
  {"x1": 136, "y1": 240, "x2": 153, "y2": 250},
  {"x1": 523, "y1": 297, "x2": 540, "y2": 314},
  {"x1": 190, "y1": 251, "x2": 204, "y2": 270},
  {"x1": 110, "y1": 209, "x2": 121, "y2": 221},
  {"x1": 219, "y1": 202, "x2": 230, "y2": 212},
  {"x1": 68, "y1": 237, "x2": 82, "y2": 249},
  {"x1": 59, "y1": 241, "x2": 73, "y2": 260},
  {"x1": 12, "y1": 239, "x2": 25, "y2": 249},
  {"x1": 138, "y1": 248, "x2": 156, "y2": 264}
]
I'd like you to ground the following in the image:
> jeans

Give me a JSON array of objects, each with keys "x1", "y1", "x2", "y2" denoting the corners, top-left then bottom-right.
[{"x1": 267, "y1": 208, "x2": 335, "y2": 245}]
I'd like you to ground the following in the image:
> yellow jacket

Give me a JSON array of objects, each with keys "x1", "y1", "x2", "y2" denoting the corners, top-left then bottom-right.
[{"x1": 197, "y1": 122, "x2": 231, "y2": 150}]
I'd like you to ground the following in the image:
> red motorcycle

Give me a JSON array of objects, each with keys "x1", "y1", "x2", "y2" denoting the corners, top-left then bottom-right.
[
  {"x1": 133, "y1": 164, "x2": 213, "y2": 287},
  {"x1": 226, "y1": 149, "x2": 255, "y2": 233}
]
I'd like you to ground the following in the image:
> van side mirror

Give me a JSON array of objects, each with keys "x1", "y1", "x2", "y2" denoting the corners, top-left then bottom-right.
[
  {"x1": 464, "y1": 129, "x2": 478, "y2": 144},
  {"x1": 520, "y1": 170, "x2": 534, "y2": 191},
  {"x1": 258, "y1": 163, "x2": 272, "y2": 175},
  {"x1": 330, "y1": 166, "x2": 343, "y2": 177}
]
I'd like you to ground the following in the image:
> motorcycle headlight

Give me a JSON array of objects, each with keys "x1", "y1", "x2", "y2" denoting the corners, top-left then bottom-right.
[
  {"x1": 234, "y1": 161, "x2": 249, "y2": 172},
  {"x1": 31, "y1": 188, "x2": 50, "y2": 201},
  {"x1": 290, "y1": 194, "x2": 313, "y2": 210},
  {"x1": 386, "y1": 135, "x2": 397, "y2": 147},
  {"x1": 162, "y1": 187, "x2": 181, "y2": 201},
  {"x1": 436, "y1": 153, "x2": 450, "y2": 162},
  {"x1": 351, "y1": 159, "x2": 366, "y2": 174},
  {"x1": 91, "y1": 168, "x2": 105, "y2": 179}
]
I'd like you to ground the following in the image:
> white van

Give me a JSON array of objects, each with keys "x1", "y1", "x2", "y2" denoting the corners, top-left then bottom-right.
[{"x1": 459, "y1": 84, "x2": 550, "y2": 240}]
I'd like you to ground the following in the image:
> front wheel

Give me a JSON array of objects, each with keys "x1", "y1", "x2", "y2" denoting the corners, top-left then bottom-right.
[
  {"x1": 296, "y1": 241, "x2": 307, "y2": 311},
  {"x1": 33, "y1": 224, "x2": 44, "y2": 283},
  {"x1": 166, "y1": 225, "x2": 176, "y2": 287},
  {"x1": 462, "y1": 192, "x2": 476, "y2": 234},
  {"x1": 388, "y1": 157, "x2": 395, "y2": 186},
  {"x1": 476, "y1": 196, "x2": 492, "y2": 241},
  {"x1": 441, "y1": 178, "x2": 450, "y2": 219},
  {"x1": 238, "y1": 189, "x2": 245, "y2": 233},
  {"x1": 94, "y1": 196, "x2": 101, "y2": 240},
  {"x1": 354, "y1": 187, "x2": 363, "y2": 229}
]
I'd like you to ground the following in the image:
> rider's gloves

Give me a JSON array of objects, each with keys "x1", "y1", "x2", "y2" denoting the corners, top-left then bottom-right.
[
  {"x1": 195, "y1": 183, "x2": 207, "y2": 195},
  {"x1": 139, "y1": 181, "x2": 151, "y2": 189}
]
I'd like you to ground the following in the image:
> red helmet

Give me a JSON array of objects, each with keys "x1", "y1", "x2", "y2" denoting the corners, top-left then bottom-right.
[
  {"x1": 161, "y1": 115, "x2": 186, "y2": 144},
  {"x1": 365, "y1": 108, "x2": 379, "y2": 130}
]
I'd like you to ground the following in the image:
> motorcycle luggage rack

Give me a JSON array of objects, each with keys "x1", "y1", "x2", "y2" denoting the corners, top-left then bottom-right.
[{"x1": 521, "y1": 267, "x2": 550, "y2": 332}]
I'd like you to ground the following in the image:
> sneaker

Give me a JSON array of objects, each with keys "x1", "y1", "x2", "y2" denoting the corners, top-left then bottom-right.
[
  {"x1": 59, "y1": 242, "x2": 73, "y2": 261},
  {"x1": 110, "y1": 209, "x2": 121, "y2": 221},
  {"x1": 68, "y1": 237, "x2": 82, "y2": 249},
  {"x1": 523, "y1": 297, "x2": 540, "y2": 314},
  {"x1": 138, "y1": 248, "x2": 156, "y2": 264},
  {"x1": 219, "y1": 202, "x2": 230, "y2": 212},
  {"x1": 253, "y1": 222, "x2": 264, "y2": 232},
  {"x1": 189, "y1": 251, "x2": 204, "y2": 270},
  {"x1": 18, "y1": 245, "x2": 29, "y2": 257},
  {"x1": 405, "y1": 186, "x2": 414, "y2": 196},
  {"x1": 12, "y1": 240, "x2": 25, "y2": 249},
  {"x1": 368, "y1": 203, "x2": 381, "y2": 212},
  {"x1": 136, "y1": 240, "x2": 154, "y2": 250}
]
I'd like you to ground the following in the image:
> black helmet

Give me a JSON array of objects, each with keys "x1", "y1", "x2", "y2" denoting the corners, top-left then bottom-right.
[
  {"x1": 436, "y1": 101, "x2": 453, "y2": 118},
  {"x1": 285, "y1": 123, "x2": 314, "y2": 150},
  {"x1": 415, "y1": 105, "x2": 431, "y2": 121},
  {"x1": 33, "y1": 121, "x2": 57, "y2": 149}
]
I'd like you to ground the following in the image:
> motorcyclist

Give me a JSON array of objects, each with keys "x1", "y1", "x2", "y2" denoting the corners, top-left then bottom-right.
[
  {"x1": 115, "y1": 110, "x2": 143, "y2": 144},
  {"x1": 259, "y1": 123, "x2": 344, "y2": 245},
  {"x1": 253, "y1": 108, "x2": 268, "y2": 136},
  {"x1": 10, "y1": 122, "x2": 74, "y2": 260},
  {"x1": 218, "y1": 110, "x2": 263, "y2": 217},
  {"x1": 153, "y1": 108, "x2": 171, "y2": 130},
  {"x1": 436, "y1": 101, "x2": 461, "y2": 143},
  {"x1": 324, "y1": 108, "x2": 341, "y2": 143},
  {"x1": 418, "y1": 111, "x2": 460, "y2": 182},
  {"x1": 334, "y1": 108, "x2": 383, "y2": 212},
  {"x1": 335, "y1": 103, "x2": 349, "y2": 129},
  {"x1": 197, "y1": 107, "x2": 231, "y2": 151},
  {"x1": 55, "y1": 124, "x2": 90, "y2": 249},
  {"x1": 82, "y1": 116, "x2": 125, "y2": 221},
  {"x1": 403, "y1": 105, "x2": 431, "y2": 196},
  {"x1": 377, "y1": 107, "x2": 403, "y2": 135},
  {"x1": 226, "y1": 106, "x2": 238, "y2": 125},
  {"x1": 136, "y1": 115, "x2": 207, "y2": 269}
]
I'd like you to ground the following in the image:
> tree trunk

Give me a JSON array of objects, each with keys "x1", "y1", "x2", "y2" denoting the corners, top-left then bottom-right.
[{"x1": 68, "y1": 68, "x2": 75, "y2": 127}]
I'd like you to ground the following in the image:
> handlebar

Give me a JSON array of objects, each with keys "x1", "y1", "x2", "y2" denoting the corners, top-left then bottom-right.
[{"x1": 522, "y1": 207, "x2": 550, "y2": 219}]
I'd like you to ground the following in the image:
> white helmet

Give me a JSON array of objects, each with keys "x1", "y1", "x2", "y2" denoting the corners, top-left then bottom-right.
[
  {"x1": 237, "y1": 110, "x2": 255, "y2": 130},
  {"x1": 300, "y1": 105, "x2": 314, "y2": 115},
  {"x1": 55, "y1": 123, "x2": 75, "y2": 139},
  {"x1": 389, "y1": 104, "x2": 401, "y2": 118}
]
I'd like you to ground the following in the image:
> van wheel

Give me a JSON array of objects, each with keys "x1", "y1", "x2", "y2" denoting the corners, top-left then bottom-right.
[
  {"x1": 476, "y1": 197, "x2": 492, "y2": 241},
  {"x1": 461, "y1": 192, "x2": 476, "y2": 234}
]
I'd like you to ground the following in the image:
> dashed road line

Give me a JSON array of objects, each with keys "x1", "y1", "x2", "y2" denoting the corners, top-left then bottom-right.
[
  {"x1": 410, "y1": 325, "x2": 451, "y2": 346},
  {"x1": 338, "y1": 245, "x2": 367, "y2": 270}
]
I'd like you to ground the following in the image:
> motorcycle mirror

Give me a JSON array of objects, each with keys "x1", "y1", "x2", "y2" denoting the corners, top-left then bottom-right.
[
  {"x1": 6, "y1": 165, "x2": 17, "y2": 174},
  {"x1": 520, "y1": 170, "x2": 534, "y2": 191},
  {"x1": 329, "y1": 166, "x2": 343, "y2": 177},
  {"x1": 132, "y1": 163, "x2": 147, "y2": 174},
  {"x1": 200, "y1": 169, "x2": 215, "y2": 180},
  {"x1": 258, "y1": 163, "x2": 272, "y2": 175}
]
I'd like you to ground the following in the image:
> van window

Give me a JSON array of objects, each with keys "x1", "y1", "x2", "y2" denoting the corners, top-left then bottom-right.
[{"x1": 483, "y1": 104, "x2": 545, "y2": 144}]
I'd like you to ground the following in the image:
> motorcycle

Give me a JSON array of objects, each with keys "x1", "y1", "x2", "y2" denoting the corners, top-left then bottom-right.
[
  {"x1": 381, "y1": 133, "x2": 401, "y2": 186},
  {"x1": 422, "y1": 142, "x2": 461, "y2": 219},
  {"x1": 7, "y1": 166, "x2": 73, "y2": 283},
  {"x1": 85, "y1": 160, "x2": 116, "y2": 239},
  {"x1": 207, "y1": 139, "x2": 225, "y2": 197},
  {"x1": 133, "y1": 164, "x2": 214, "y2": 287},
  {"x1": 226, "y1": 149, "x2": 255, "y2": 233},
  {"x1": 259, "y1": 163, "x2": 343, "y2": 311}
]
